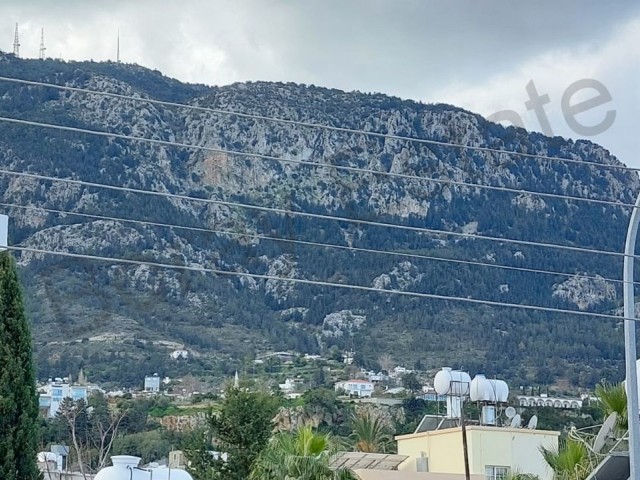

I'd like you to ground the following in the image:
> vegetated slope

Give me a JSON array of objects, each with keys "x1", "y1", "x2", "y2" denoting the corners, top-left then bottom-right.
[{"x1": 0, "y1": 52, "x2": 636, "y2": 387}]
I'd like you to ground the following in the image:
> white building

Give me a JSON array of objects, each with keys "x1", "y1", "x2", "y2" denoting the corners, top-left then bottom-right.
[
  {"x1": 360, "y1": 369, "x2": 388, "y2": 383},
  {"x1": 171, "y1": 350, "x2": 189, "y2": 360},
  {"x1": 335, "y1": 379, "x2": 374, "y2": 398},
  {"x1": 396, "y1": 425, "x2": 559, "y2": 480},
  {"x1": 38, "y1": 381, "x2": 89, "y2": 418},
  {"x1": 385, "y1": 387, "x2": 406, "y2": 395},
  {"x1": 517, "y1": 395, "x2": 582, "y2": 409},
  {"x1": 389, "y1": 366, "x2": 413, "y2": 378},
  {"x1": 342, "y1": 350, "x2": 355, "y2": 365},
  {"x1": 144, "y1": 374, "x2": 161, "y2": 392},
  {"x1": 279, "y1": 378, "x2": 302, "y2": 394}
]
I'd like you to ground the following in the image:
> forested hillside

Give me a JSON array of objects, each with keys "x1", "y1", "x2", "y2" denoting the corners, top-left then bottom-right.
[{"x1": 0, "y1": 51, "x2": 637, "y2": 388}]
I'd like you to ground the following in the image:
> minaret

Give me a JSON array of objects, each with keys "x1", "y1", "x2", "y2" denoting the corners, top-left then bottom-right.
[
  {"x1": 39, "y1": 28, "x2": 46, "y2": 60},
  {"x1": 234, "y1": 370, "x2": 240, "y2": 388},
  {"x1": 12, "y1": 23, "x2": 20, "y2": 57}
]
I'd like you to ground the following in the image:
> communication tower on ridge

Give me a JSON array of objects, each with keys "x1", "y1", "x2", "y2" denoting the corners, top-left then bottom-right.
[
  {"x1": 116, "y1": 28, "x2": 120, "y2": 63},
  {"x1": 13, "y1": 23, "x2": 20, "y2": 57},
  {"x1": 39, "y1": 28, "x2": 46, "y2": 60}
]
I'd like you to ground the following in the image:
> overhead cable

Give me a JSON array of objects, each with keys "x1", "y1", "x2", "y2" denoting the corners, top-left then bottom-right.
[
  {"x1": 0, "y1": 114, "x2": 634, "y2": 212},
  {"x1": 0, "y1": 165, "x2": 634, "y2": 258},
  {"x1": 1, "y1": 200, "x2": 632, "y2": 285},
  {"x1": 6, "y1": 244, "x2": 630, "y2": 322},
  {"x1": 0, "y1": 75, "x2": 636, "y2": 175}
]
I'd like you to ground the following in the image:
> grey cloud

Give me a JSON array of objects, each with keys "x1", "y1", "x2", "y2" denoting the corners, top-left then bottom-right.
[
  {"x1": 5, "y1": 1, "x2": 639, "y2": 93},
  {"x1": 1, "y1": 1, "x2": 638, "y2": 164}
]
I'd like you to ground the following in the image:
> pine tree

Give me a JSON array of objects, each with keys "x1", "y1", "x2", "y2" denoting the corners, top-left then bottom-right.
[
  {"x1": 0, "y1": 252, "x2": 42, "y2": 480},
  {"x1": 186, "y1": 386, "x2": 278, "y2": 480}
]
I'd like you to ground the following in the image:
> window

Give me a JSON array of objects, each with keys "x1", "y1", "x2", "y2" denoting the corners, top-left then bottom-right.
[{"x1": 486, "y1": 466, "x2": 510, "y2": 480}]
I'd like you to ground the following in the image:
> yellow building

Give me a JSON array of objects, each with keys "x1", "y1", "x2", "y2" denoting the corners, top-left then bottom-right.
[{"x1": 396, "y1": 425, "x2": 559, "y2": 480}]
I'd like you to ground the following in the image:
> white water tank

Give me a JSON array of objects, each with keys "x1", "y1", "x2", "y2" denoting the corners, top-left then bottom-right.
[
  {"x1": 94, "y1": 456, "x2": 141, "y2": 480},
  {"x1": 470, "y1": 375, "x2": 509, "y2": 402},
  {"x1": 145, "y1": 466, "x2": 193, "y2": 480},
  {"x1": 94, "y1": 456, "x2": 193, "y2": 480},
  {"x1": 470, "y1": 375, "x2": 490, "y2": 401},
  {"x1": 434, "y1": 367, "x2": 471, "y2": 396},
  {"x1": 493, "y1": 379, "x2": 509, "y2": 402},
  {"x1": 434, "y1": 367, "x2": 471, "y2": 419}
]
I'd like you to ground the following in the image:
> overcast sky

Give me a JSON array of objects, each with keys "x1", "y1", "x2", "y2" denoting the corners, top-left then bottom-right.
[{"x1": 2, "y1": 1, "x2": 639, "y2": 167}]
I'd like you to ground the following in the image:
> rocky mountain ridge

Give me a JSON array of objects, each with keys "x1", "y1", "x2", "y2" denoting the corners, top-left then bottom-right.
[{"x1": 0, "y1": 52, "x2": 636, "y2": 387}]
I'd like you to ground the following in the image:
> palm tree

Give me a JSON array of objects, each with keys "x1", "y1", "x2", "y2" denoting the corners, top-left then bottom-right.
[
  {"x1": 349, "y1": 412, "x2": 393, "y2": 453},
  {"x1": 506, "y1": 472, "x2": 540, "y2": 480},
  {"x1": 539, "y1": 438, "x2": 590, "y2": 480},
  {"x1": 595, "y1": 382, "x2": 628, "y2": 431},
  {"x1": 250, "y1": 425, "x2": 354, "y2": 480}
]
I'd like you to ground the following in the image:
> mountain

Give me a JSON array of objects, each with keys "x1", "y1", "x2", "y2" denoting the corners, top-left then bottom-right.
[{"x1": 0, "y1": 52, "x2": 637, "y2": 388}]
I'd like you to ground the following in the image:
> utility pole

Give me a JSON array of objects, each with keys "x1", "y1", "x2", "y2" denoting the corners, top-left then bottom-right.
[
  {"x1": 0, "y1": 214, "x2": 7, "y2": 249},
  {"x1": 460, "y1": 408, "x2": 471, "y2": 480},
  {"x1": 624, "y1": 192, "x2": 640, "y2": 480}
]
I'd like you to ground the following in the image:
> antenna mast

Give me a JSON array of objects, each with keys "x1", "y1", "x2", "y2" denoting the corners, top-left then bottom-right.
[
  {"x1": 13, "y1": 23, "x2": 20, "y2": 57},
  {"x1": 116, "y1": 29, "x2": 120, "y2": 63},
  {"x1": 39, "y1": 28, "x2": 46, "y2": 60}
]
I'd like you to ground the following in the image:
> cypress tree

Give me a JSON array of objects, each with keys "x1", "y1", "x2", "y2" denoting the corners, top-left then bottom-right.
[{"x1": 0, "y1": 251, "x2": 42, "y2": 480}]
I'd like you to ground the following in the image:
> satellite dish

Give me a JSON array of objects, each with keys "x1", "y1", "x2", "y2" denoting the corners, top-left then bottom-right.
[
  {"x1": 527, "y1": 415, "x2": 538, "y2": 429},
  {"x1": 505, "y1": 406, "x2": 516, "y2": 419},
  {"x1": 510, "y1": 414, "x2": 521, "y2": 428},
  {"x1": 593, "y1": 412, "x2": 617, "y2": 453}
]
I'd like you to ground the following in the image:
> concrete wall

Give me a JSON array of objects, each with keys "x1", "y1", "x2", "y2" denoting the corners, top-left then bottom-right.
[{"x1": 42, "y1": 471, "x2": 95, "y2": 480}]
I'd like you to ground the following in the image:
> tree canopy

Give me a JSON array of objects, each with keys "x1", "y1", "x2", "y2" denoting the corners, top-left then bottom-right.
[
  {"x1": 186, "y1": 386, "x2": 278, "y2": 480},
  {"x1": 250, "y1": 425, "x2": 354, "y2": 480},
  {"x1": 0, "y1": 252, "x2": 42, "y2": 479}
]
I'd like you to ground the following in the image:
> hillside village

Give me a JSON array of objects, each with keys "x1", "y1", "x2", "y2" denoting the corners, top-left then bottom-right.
[{"x1": 35, "y1": 346, "x2": 609, "y2": 479}]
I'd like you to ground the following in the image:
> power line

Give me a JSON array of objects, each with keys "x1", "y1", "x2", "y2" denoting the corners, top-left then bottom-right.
[
  {"x1": 1, "y1": 200, "x2": 632, "y2": 286},
  {"x1": 0, "y1": 78, "x2": 634, "y2": 344},
  {"x1": 0, "y1": 75, "x2": 637, "y2": 175},
  {"x1": 0, "y1": 166, "x2": 634, "y2": 259},
  {"x1": 5, "y1": 244, "x2": 631, "y2": 322},
  {"x1": 0, "y1": 115, "x2": 632, "y2": 212}
]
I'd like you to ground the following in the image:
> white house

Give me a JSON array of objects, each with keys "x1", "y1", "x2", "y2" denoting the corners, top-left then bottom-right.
[
  {"x1": 38, "y1": 381, "x2": 89, "y2": 418},
  {"x1": 342, "y1": 351, "x2": 355, "y2": 365},
  {"x1": 335, "y1": 379, "x2": 374, "y2": 398},
  {"x1": 144, "y1": 374, "x2": 161, "y2": 393},
  {"x1": 171, "y1": 350, "x2": 189, "y2": 360},
  {"x1": 279, "y1": 378, "x2": 304, "y2": 394}
]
